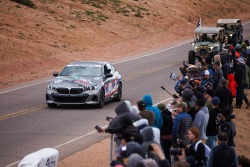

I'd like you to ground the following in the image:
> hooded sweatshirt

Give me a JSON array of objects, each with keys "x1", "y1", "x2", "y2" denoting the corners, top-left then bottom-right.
[
  {"x1": 142, "y1": 94, "x2": 163, "y2": 129},
  {"x1": 228, "y1": 74, "x2": 237, "y2": 97},
  {"x1": 108, "y1": 101, "x2": 141, "y2": 128},
  {"x1": 193, "y1": 106, "x2": 209, "y2": 140}
]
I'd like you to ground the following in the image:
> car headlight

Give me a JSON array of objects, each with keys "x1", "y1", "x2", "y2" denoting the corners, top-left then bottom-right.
[
  {"x1": 47, "y1": 85, "x2": 56, "y2": 90},
  {"x1": 194, "y1": 46, "x2": 199, "y2": 52}
]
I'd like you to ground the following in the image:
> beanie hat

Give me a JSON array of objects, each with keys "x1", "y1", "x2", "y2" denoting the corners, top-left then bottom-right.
[
  {"x1": 137, "y1": 100, "x2": 146, "y2": 110},
  {"x1": 182, "y1": 88, "x2": 194, "y2": 101},
  {"x1": 212, "y1": 96, "x2": 220, "y2": 106},
  {"x1": 221, "y1": 49, "x2": 228, "y2": 55},
  {"x1": 235, "y1": 44, "x2": 241, "y2": 51}
]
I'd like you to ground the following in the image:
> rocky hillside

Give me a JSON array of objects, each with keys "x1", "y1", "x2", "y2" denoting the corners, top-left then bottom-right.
[{"x1": 1, "y1": 0, "x2": 250, "y2": 88}]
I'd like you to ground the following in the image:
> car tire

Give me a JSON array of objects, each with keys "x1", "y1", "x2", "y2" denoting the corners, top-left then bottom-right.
[
  {"x1": 114, "y1": 83, "x2": 122, "y2": 102},
  {"x1": 47, "y1": 103, "x2": 57, "y2": 108},
  {"x1": 188, "y1": 50, "x2": 196, "y2": 65},
  {"x1": 97, "y1": 88, "x2": 105, "y2": 108}
]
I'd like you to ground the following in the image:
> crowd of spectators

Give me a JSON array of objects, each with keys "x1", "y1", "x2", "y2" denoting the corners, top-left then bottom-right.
[{"x1": 95, "y1": 40, "x2": 250, "y2": 167}]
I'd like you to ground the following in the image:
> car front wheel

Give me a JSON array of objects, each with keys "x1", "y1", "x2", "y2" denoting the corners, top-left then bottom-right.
[
  {"x1": 97, "y1": 89, "x2": 105, "y2": 108},
  {"x1": 114, "y1": 83, "x2": 122, "y2": 102},
  {"x1": 47, "y1": 103, "x2": 57, "y2": 108}
]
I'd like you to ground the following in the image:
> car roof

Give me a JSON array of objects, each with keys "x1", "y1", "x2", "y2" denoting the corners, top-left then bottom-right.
[
  {"x1": 67, "y1": 61, "x2": 108, "y2": 66},
  {"x1": 217, "y1": 19, "x2": 241, "y2": 24},
  {"x1": 195, "y1": 27, "x2": 224, "y2": 34}
]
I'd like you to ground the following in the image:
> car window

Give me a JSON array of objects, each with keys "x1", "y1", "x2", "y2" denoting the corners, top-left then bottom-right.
[{"x1": 60, "y1": 65, "x2": 102, "y2": 77}]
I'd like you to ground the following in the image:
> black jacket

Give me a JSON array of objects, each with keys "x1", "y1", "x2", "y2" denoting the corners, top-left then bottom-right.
[{"x1": 160, "y1": 109, "x2": 173, "y2": 136}]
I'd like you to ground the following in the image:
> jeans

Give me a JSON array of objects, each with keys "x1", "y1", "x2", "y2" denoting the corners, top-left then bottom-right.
[{"x1": 206, "y1": 135, "x2": 218, "y2": 149}]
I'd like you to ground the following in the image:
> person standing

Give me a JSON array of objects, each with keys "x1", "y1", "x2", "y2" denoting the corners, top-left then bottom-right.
[
  {"x1": 142, "y1": 94, "x2": 163, "y2": 129},
  {"x1": 172, "y1": 102, "x2": 193, "y2": 146},
  {"x1": 213, "y1": 61, "x2": 224, "y2": 90},
  {"x1": 137, "y1": 100, "x2": 155, "y2": 126},
  {"x1": 207, "y1": 132, "x2": 237, "y2": 167},
  {"x1": 243, "y1": 58, "x2": 250, "y2": 109},
  {"x1": 215, "y1": 79, "x2": 233, "y2": 111},
  {"x1": 185, "y1": 127, "x2": 206, "y2": 167},
  {"x1": 219, "y1": 108, "x2": 236, "y2": 148},
  {"x1": 234, "y1": 58, "x2": 246, "y2": 109},
  {"x1": 206, "y1": 96, "x2": 221, "y2": 149},
  {"x1": 193, "y1": 99, "x2": 209, "y2": 141},
  {"x1": 157, "y1": 103, "x2": 173, "y2": 163}
]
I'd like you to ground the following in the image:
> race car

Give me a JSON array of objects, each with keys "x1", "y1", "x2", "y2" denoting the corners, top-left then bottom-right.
[{"x1": 46, "y1": 61, "x2": 122, "y2": 108}]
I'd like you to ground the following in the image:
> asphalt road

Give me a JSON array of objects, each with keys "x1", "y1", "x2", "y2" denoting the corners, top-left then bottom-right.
[{"x1": 1, "y1": 22, "x2": 250, "y2": 167}]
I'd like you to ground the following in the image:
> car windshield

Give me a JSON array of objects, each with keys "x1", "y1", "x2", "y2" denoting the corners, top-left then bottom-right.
[
  {"x1": 195, "y1": 33, "x2": 217, "y2": 42},
  {"x1": 60, "y1": 65, "x2": 102, "y2": 77}
]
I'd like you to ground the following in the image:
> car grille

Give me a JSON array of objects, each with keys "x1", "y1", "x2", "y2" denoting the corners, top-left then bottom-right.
[
  {"x1": 56, "y1": 87, "x2": 84, "y2": 95},
  {"x1": 52, "y1": 94, "x2": 89, "y2": 103},
  {"x1": 197, "y1": 46, "x2": 211, "y2": 57}
]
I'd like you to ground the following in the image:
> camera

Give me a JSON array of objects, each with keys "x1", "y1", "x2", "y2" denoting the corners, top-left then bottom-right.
[
  {"x1": 170, "y1": 148, "x2": 182, "y2": 155},
  {"x1": 170, "y1": 72, "x2": 178, "y2": 81}
]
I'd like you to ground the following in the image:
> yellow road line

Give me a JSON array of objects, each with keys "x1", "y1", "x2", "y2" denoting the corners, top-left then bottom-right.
[
  {"x1": 0, "y1": 61, "x2": 180, "y2": 121},
  {"x1": 0, "y1": 105, "x2": 46, "y2": 121}
]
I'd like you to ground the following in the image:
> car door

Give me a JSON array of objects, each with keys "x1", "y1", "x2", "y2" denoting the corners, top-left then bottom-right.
[{"x1": 103, "y1": 63, "x2": 116, "y2": 99}]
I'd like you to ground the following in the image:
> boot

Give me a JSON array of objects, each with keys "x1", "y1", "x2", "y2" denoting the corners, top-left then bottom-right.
[{"x1": 246, "y1": 103, "x2": 250, "y2": 109}]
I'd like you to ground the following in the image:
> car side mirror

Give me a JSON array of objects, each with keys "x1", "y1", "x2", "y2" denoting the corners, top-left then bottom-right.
[
  {"x1": 53, "y1": 72, "x2": 59, "y2": 77},
  {"x1": 105, "y1": 73, "x2": 113, "y2": 78}
]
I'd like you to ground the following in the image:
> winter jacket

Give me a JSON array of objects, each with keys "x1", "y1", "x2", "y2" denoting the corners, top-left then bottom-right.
[
  {"x1": 243, "y1": 64, "x2": 250, "y2": 86},
  {"x1": 220, "y1": 115, "x2": 236, "y2": 147},
  {"x1": 185, "y1": 140, "x2": 206, "y2": 167},
  {"x1": 206, "y1": 107, "x2": 221, "y2": 136},
  {"x1": 235, "y1": 64, "x2": 246, "y2": 87},
  {"x1": 228, "y1": 74, "x2": 237, "y2": 97},
  {"x1": 108, "y1": 101, "x2": 141, "y2": 128},
  {"x1": 207, "y1": 142, "x2": 237, "y2": 167},
  {"x1": 193, "y1": 106, "x2": 209, "y2": 140},
  {"x1": 215, "y1": 86, "x2": 233, "y2": 110},
  {"x1": 160, "y1": 109, "x2": 173, "y2": 137},
  {"x1": 172, "y1": 112, "x2": 193, "y2": 145},
  {"x1": 142, "y1": 94, "x2": 163, "y2": 129}
]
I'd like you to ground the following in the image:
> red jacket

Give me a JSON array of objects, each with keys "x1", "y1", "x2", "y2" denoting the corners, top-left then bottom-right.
[{"x1": 228, "y1": 74, "x2": 237, "y2": 97}]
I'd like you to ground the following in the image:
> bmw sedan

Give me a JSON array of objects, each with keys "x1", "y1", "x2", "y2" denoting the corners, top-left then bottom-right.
[{"x1": 46, "y1": 61, "x2": 122, "y2": 108}]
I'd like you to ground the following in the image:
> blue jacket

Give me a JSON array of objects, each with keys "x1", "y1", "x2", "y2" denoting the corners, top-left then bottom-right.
[
  {"x1": 142, "y1": 94, "x2": 163, "y2": 129},
  {"x1": 172, "y1": 112, "x2": 193, "y2": 145}
]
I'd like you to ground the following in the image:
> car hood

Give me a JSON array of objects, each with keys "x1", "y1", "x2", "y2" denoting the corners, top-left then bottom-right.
[{"x1": 49, "y1": 76, "x2": 102, "y2": 89}]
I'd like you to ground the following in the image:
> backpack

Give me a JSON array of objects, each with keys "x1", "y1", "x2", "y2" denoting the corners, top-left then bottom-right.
[
  {"x1": 195, "y1": 140, "x2": 211, "y2": 166},
  {"x1": 213, "y1": 143, "x2": 235, "y2": 167}
]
